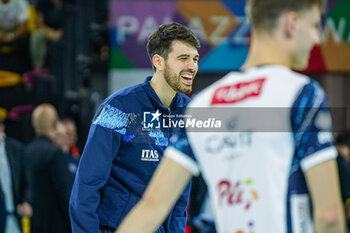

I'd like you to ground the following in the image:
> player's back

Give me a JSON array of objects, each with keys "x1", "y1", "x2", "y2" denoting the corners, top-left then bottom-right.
[{"x1": 186, "y1": 65, "x2": 335, "y2": 233}]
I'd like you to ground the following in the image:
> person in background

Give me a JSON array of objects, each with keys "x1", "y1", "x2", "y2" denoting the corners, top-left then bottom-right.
[
  {"x1": 115, "y1": 0, "x2": 345, "y2": 232},
  {"x1": 187, "y1": 175, "x2": 216, "y2": 233},
  {"x1": 0, "y1": 115, "x2": 32, "y2": 233},
  {"x1": 55, "y1": 120, "x2": 78, "y2": 175},
  {"x1": 55, "y1": 120, "x2": 70, "y2": 153},
  {"x1": 69, "y1": 22, "x2": 200, "y2": 233},
  {"x1": 0, "y1": 0, "x2": 28, "y2": 44},
  {"x1": 336, "y1": 132, "x2": 350, "y2": 164},
  {"x1": 190, "y1": 194, "x2": 216, "y2": 233},
  {"x1": 335, "y1": 132, "x2": 350, "y2": 231},
  {"x1": 26, "y1": 104, "x2": 73, "y2": 233},
  {"x1": 62, "y1": 118, "x2": 80, "y2": 161},
  {"x1": 0, "y1": 0, "x2": 30, "y2": 73},
  {"x1": 30, "y1": 0, "x2": 64, "y2": 71}
]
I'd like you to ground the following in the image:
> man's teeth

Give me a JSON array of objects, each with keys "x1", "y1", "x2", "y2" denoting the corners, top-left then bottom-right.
[{"x1": 181, "y1": 75, "x2": 192, "y2": 79}]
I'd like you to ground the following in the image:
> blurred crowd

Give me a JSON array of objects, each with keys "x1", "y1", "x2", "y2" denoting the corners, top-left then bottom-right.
[
  {"x1": 0, "y1": 0, "x2": 106, "y2": 232},
  {"x1": 0, "y1": 0, "x2": 67, "y2": 76},
  {"x1": 0, "y1": 0, "x2": 106, "y2": 145},
  {"x1": 0, "y1": 0, "x2": 72, "y2": 129},
  {"x1": 0, "y1": 103, "x2": 80, "y2": 233}
]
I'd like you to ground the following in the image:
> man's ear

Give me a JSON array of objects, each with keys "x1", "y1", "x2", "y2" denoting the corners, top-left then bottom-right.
[
  {"x1": 152, "y1": 54, "x2": 165, "y2": 72},
  {"x1": 284, "y1": 11, "x2": 298, "y2": 38}
]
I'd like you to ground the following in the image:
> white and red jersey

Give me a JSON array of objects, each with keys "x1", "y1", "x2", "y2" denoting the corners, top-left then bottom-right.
[{"x1": 165, "y1": 65, "x2": 337, "y2": 233}]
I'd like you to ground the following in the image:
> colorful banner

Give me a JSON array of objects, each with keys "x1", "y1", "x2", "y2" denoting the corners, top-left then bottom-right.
[{"x1": 109, "y1": 0, "x2": 350, "y2": 72}]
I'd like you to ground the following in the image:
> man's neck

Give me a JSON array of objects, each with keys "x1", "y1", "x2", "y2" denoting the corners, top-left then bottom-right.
[
  {"x1": 242, "y1": 33, "x2": 291, "y2": 70},
  {"x1": 39, "y1": 131, "x2": 55, "y2": 141},
  {"x1": 149, "y1": 73, "x2": 177, "y2": 108}
]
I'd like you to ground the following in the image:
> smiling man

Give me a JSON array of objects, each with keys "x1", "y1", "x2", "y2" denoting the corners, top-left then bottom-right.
[{"x1": 69, "y1": 22, "x2": 200, "y2": 233}]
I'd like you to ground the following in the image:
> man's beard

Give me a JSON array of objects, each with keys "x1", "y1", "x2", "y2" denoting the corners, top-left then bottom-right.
[{"x1": 164, "y1": 63, "x2": 192, "y2": 94}]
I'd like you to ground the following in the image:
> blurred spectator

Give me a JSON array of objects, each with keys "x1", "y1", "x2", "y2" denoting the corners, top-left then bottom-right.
[
  {"x1": 188, "y1": 175, "x2": 216, "y2": 233},
  {"x1": 191, "y1": 197, "x2": 216, "y2": 233},
  {"x1": 336, "y1": 132, "x2": 350, "y2": 163},
  {"x1": 0, "y1": 115, "x2": 32, "y2": 233},
  {"x1": 30, "y1": 0, "x2": 64, "y2": 71},
  {"x1": 336, "y1": 132, "x2": 350, "y2": 203},
  {"x1": 62, "y1": 118, "x2": 80, "y2": 160},
  {"x1": 55, "y1": 120, "x2": 77, "y2": 175},
  {"x1": 336, "y1": 132, "x2": 350, "y2": 231},
  {"x1": 0, "y1": 0, "x2": 30, "y2": 73},
  {"x1": 26, "y1": 104, "x2": 73, "y2": 233},
  {"x1": 0, "y1": 181, "x2": 5, "y2": 233},
  {"x1": 188, "y1": 175, "x2": 208, "y2": 232},
  {"x1": 55, "y1": 120, "x2": 69, "y2": 153}
]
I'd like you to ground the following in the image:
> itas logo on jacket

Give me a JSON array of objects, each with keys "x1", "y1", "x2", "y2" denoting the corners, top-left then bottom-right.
[
  {"x1": 141, "y1": 149, "x2": 159, "y2": 161},
  {"x1": 211, "y1": 78, "x2": 266, "y2": 105}
]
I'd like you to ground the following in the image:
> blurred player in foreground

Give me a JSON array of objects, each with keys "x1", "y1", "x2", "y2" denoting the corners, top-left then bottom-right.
[{"x1": 116, "y1": 0, "x2": 345, "y2": 232}]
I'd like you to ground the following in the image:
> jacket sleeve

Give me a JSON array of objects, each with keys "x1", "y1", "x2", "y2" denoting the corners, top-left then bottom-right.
[
  {"x1": 168, "y1": 180, "x2": 192, "y2": 233},
  {"x1": 69, "y1": 102, "x2": 126, "y2": 233}
]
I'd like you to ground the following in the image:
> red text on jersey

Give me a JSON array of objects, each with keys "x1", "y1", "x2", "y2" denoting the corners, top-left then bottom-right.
[{"x1": 211, "y1": 78, "x2": 266, "y2": 105}]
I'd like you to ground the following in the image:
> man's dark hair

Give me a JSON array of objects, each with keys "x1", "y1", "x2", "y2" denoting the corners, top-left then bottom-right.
[
  {"x1": 147, "y1": 22, "x2": 200, "y2": 71},
  {"x1": 247, "y1": 0, "x2": 326, "y2": 31}
]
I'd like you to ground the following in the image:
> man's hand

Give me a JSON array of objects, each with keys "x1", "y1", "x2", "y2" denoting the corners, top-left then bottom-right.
[
  {"x1": 46, "y1": 29, "x2": 63, "y2": 41},
  {"x1": 0, "y1": 33, "x2": 7, "y2": 43},
  {"x1": 17, "y1": 202, "x2": 33, "y2": 217}
]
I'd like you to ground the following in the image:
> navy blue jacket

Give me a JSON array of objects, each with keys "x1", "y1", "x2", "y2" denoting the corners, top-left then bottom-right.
[{"x1": 70, "y1": 77, "x2": 191, "y2": 233}]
